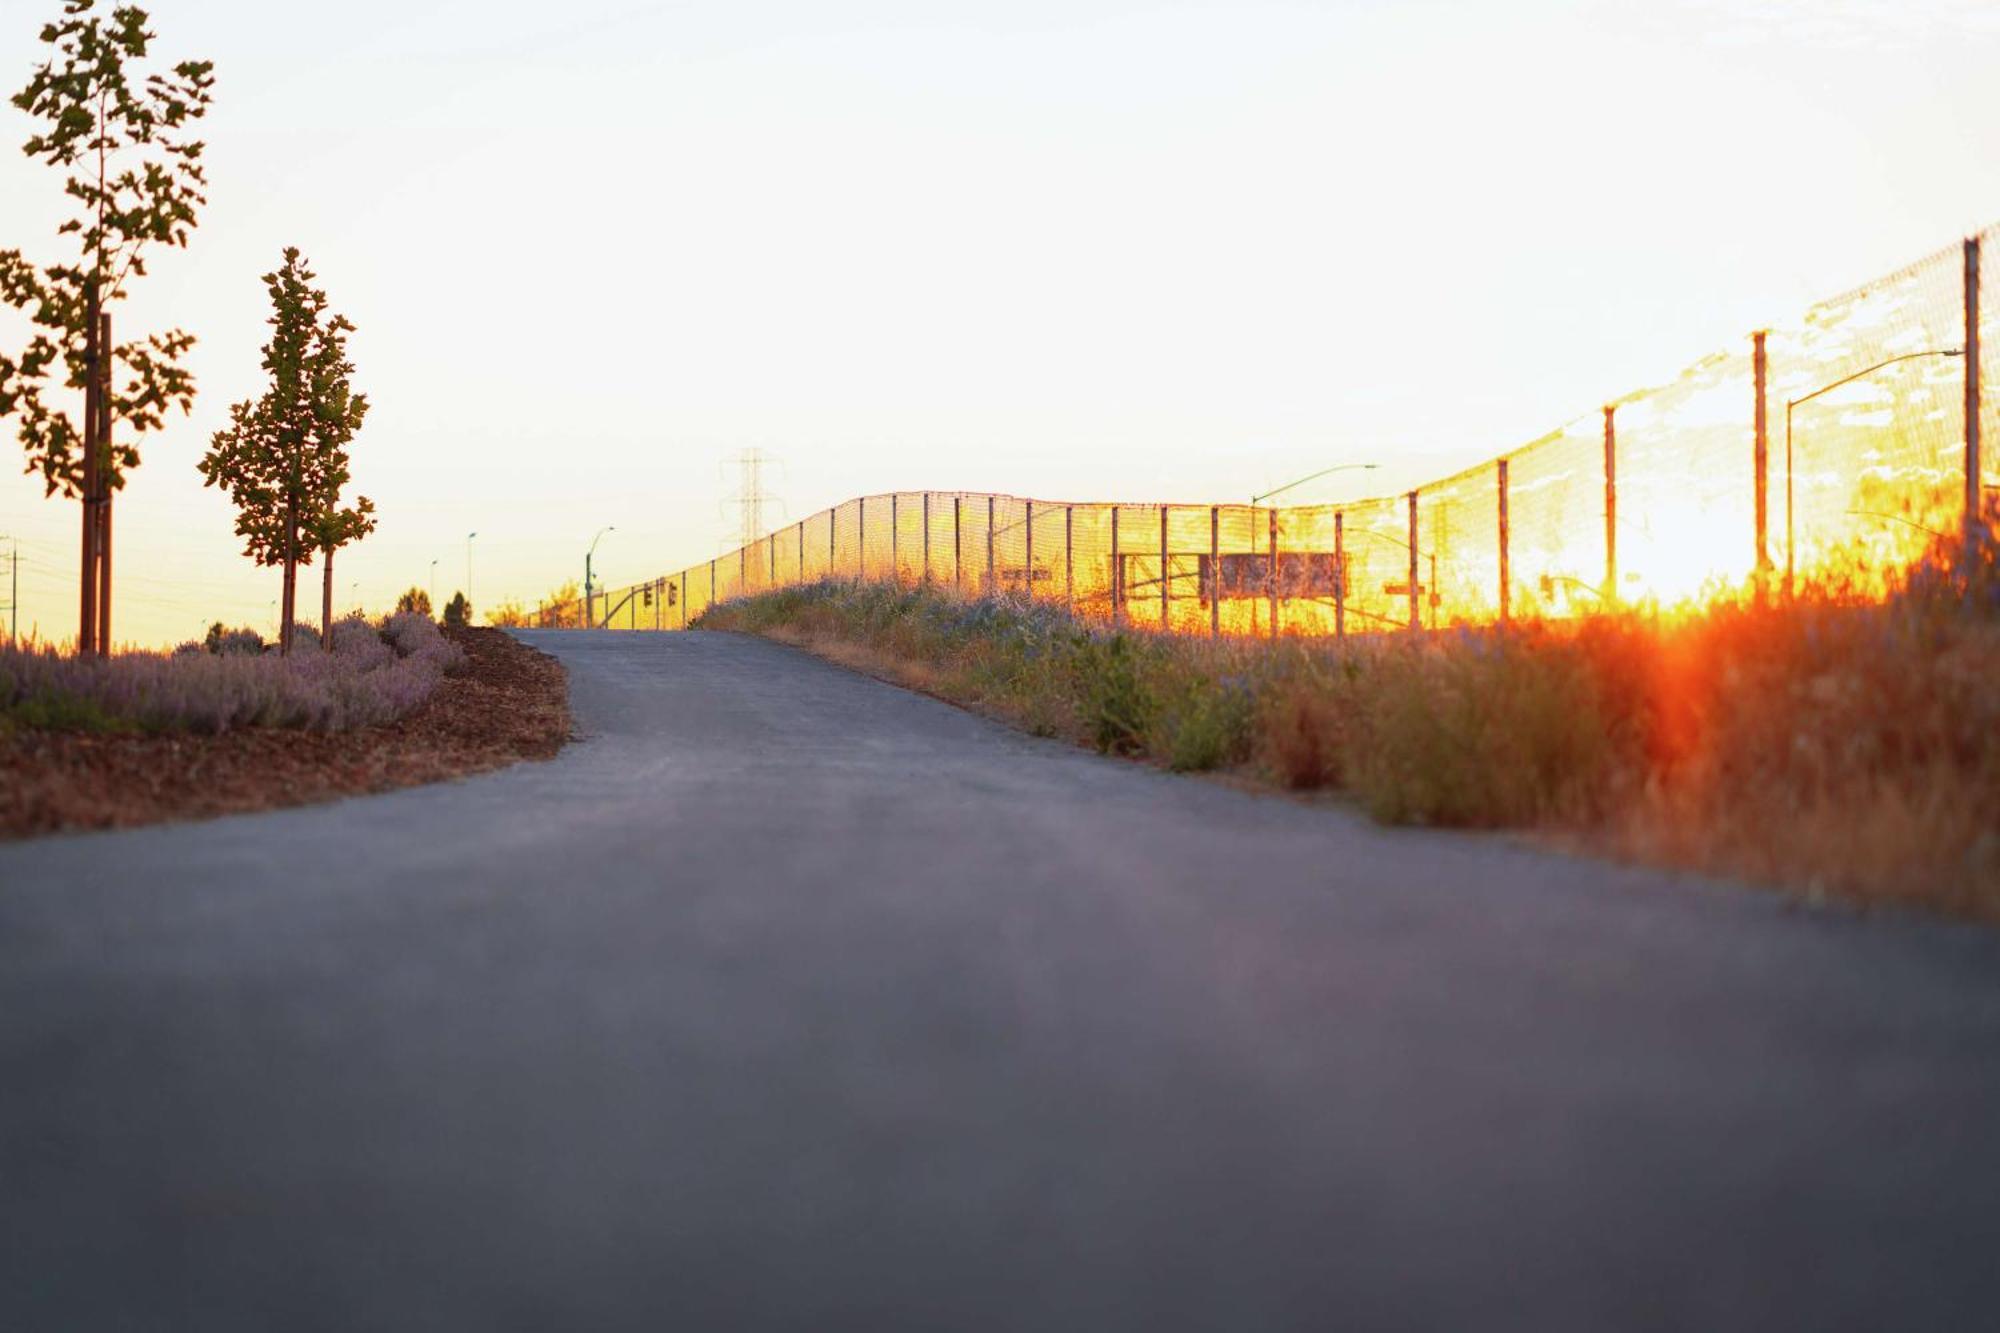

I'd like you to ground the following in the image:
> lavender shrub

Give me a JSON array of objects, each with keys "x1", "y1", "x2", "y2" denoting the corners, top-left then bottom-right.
[{"x1": 0, "y1": 615, "x2": 468, "y2": 734}]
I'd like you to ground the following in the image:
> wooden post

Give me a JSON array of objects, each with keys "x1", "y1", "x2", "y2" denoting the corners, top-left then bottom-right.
[
  {"x1": 1025, "y1": 500, "x2": 1035, "y2": 602},
  {"x1": 1334, "y1": 510, "x2": 1346, "y2": 641},
  {"x1": 1753, "y1": 330, "x2": 1770, "y2": 579},
  {"x1": 1497, "y1": 459, "x2": 1511, "y2": 623},
  {"x1": 1209, "y1": 505, "x2": 1220, "y2": 639},
  {"x1": 1967, "y1": 235, "x2": 1984, "y2": 567},
  {"x1": 1603, "y1": 404, "x2": 1618, "y2": 602},
  {"x1": 1407, "y1": 492, "x2": 1420, "y2": 632},
  {"x1": 1111, "y1": 507, "x2": 1122, "y2": 627},
  {"x1": 922, "y1": 493, "x2": 931, "y2": 584},
  {"x1": 1267, "y1": 507, "x2": 1278, "y2": 640},
  {"x1": 1065, "y1": 505, "x2": 1074, "y2": 610},
  {"x1": 986, "y1": 495, "x2": 996, "y2": 598}
]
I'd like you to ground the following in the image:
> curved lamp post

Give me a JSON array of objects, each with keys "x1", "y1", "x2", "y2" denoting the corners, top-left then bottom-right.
[
  {"x1": 1251, "y1": 461, "x2": 1380, "y2": 507},
  {"x1": 585, "y1": 526, "x2": 615, "y2": 627}
]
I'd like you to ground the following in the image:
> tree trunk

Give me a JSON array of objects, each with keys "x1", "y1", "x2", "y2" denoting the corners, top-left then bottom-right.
[
  {"x1": 95, "y1": 312, "x2": 113, "y2": 653},
  {"x1": 77, "y1": 290, "x2": 100, "y2": 657},
  {"x1": 280, "y1": 501, "x2": 297, "y2": 656},
  {"x1": 97, "y1": 495, "x2": 112, "y2": 652},
  {"x1": 322, "y1": 548, "x2": 334, "y2": 651}
]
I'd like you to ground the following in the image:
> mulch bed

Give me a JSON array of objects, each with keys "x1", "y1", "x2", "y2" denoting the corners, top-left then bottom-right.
[{"x1": 0, "y1": 628, "x2": 571, "y2": 841}]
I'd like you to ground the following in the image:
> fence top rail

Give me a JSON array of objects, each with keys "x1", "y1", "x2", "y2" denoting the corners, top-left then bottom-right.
[{"x1": 532, "y1": 221, "x2": 1995, "y2": 628}]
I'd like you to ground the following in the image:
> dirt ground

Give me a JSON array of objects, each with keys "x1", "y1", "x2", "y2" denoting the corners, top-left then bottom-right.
[{"x1": 0, "y1": 628, "x2": 571, "y2": 842}]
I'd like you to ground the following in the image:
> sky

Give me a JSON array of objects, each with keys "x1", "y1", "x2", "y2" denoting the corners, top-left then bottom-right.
[{"x1": 1, "y1": 0, "x2": 1997, "y2": 646}]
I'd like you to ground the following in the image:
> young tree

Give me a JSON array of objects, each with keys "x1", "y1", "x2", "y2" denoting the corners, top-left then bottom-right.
[
  {"x1": 305, "y1": 496, "x2": 375, "y2": 649},
  {"x1": 199, "y1": 248, "x2": 370, "y2": 655},
  {"x1": 0, "y1": 3, "x2": 214, "y2": 654},
  {"x1": 537, "y1": 578, "x2": 582, "y2": 627},
  {"x1": 395, "y1": 587, "x2": 432, "y2": 618},
  {"x1": 442, "y1": 591, "x2": 470, "y2": 628},
  {"x1": 485, "y1": 596, "x2": 531, "y2": 628}
]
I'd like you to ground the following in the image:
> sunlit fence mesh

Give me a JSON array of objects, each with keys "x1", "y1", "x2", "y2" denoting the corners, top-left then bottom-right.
[{"x1": 546, "y1": 228, "x2": 1996, "y2": 635}]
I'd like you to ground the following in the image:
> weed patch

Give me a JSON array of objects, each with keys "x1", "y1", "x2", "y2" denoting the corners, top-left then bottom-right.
[{"x1": 697, "y1": 539, "x2": 2000, "y2": 919}]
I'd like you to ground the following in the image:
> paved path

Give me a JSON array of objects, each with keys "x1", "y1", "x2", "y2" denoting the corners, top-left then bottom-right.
[{"x1": 3, "y1": 630, "x2": 1999, "y2": 1330}]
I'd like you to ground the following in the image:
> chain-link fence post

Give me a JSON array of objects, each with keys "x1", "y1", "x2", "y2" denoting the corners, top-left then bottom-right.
[
  {"x1": 922, "y1": 493, "x2": 931, "y2": 585},
  {"x1": 1111, "y1": 507, "x2": 1122, "y2": 628},
  {"x1": 1334, "y1": 509, "x2": 1346, "y2": 641},
  {"x1": 1603, "y1": 404, "x2": 1618, "y2": 604},
  {"x1": 1406, "y1": 492, "x2": 1420, "y2": 632},
  {"x1": 1025, "y1": 500, "x2": 1035, "y2": 603},
  {"x1": 1497, "y1": 460, "x2": 1510, "y2": 623},
  {"x1": 986, "y1": 495, "x2": 997, "y2": 598},
  {"x1": 1753, "y1": 330, "x2": 1770, "y2": 585},
  {"x1": 890, "y1": 493, "x2": 898, "y2": 585},
  {"x1": 1267, "y1": 507, "x2": 1278, "y2": 640},
  {"x1": 1065, "y1": 505, "x2": 1074, "y2": 610},
  {"x1": 1966, "y1": 235, "x2": 1984, "y2": 569},
  {"x1": 954, "y1": 496, "x2": 963, "y2": 594},
  {"x1": 1209, "y1": 505, "x2": 1220, "y2": 639}
]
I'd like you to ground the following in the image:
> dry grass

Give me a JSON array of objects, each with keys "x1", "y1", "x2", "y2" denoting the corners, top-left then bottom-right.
[{"x1": 699, "y1": 527, "x2": 2000, "y2": 919}]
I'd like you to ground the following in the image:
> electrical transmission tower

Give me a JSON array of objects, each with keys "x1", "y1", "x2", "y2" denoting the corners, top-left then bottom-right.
[{"x1": 723, "y1": 447, "x2": 784, "y2": 551}]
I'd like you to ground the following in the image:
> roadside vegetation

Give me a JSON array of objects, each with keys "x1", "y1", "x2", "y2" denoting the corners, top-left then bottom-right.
[
  {"x1": 0, "y1": 626, "x2": 568, "y2": 839},
  {"x1": 0, "y1": 611, "x2": 463, "y2": 734},
  {"x1": 697, "y1": 523, "x2": 2000, "y2": 919}
]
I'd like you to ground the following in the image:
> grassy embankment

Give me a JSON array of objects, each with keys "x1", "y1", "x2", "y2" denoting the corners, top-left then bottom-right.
[{"x1": 698, "y1": 541, "x2": 2000, "y2": 919}]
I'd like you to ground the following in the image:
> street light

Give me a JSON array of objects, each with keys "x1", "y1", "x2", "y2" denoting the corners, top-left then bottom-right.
[
  {"x1": 466, "y1": 531, "x2": 478, "y2": 621},
  {"x1": 1785, "y1": 348, "x2": 1963, "y2": 592},
  {"x1": 429, "y1": 558, "x2": 438, "y2": 612},
  {"x1": 586, "y1": 526, "x2": 615, "y2": 627},
  {"x1": 1251, "y1": 462, "x2": 1380, "y2": 507}
]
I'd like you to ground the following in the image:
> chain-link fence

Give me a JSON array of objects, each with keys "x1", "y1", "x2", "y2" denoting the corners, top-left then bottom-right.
[{"x1": 544, "y1": 227, "x2": 1996, "y2": 636}]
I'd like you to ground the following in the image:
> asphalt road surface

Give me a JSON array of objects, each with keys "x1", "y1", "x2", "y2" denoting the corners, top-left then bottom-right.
[{"x1": 3, "y1": 629, "x2": 1999, "y2": 1331}]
